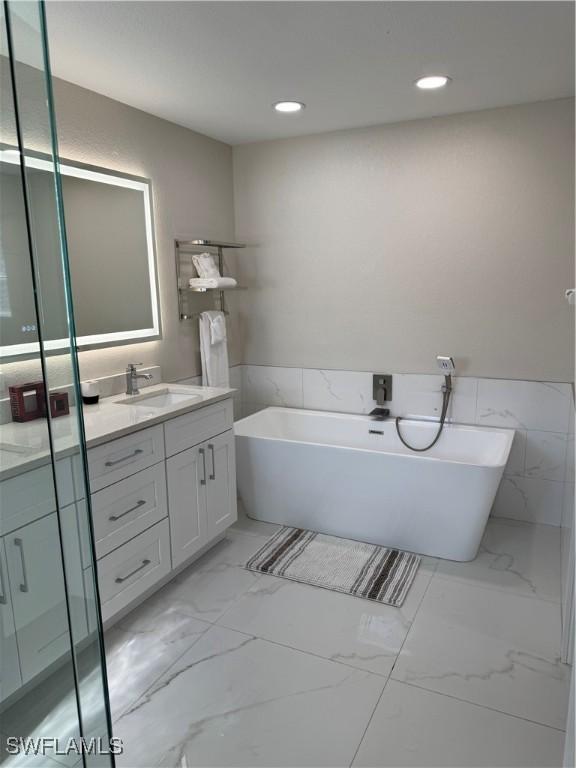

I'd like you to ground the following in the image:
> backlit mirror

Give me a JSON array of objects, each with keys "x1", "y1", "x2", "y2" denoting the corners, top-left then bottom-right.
[{"x1": 0, "y1": 149, "x2": 160, "y2": 357}]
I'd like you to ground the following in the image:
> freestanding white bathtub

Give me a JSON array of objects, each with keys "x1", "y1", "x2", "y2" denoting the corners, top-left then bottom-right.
[{"x1": 235, "y1": 407, "x2": 514, "y2": 561}]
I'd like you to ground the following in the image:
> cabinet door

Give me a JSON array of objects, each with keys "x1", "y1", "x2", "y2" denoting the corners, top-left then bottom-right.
[
  {"x1": 206, "y1": 430, "x2": 237, "y2": 540},
  {"x1": 0, "y1": 539, "x2": 21, "y2": 702},
  {"x1": 167, "y1": 445, "x2": 208, "y2": 568},
  {"x1": 6, "y1": 514, "x2": 71, "y2": 682}
]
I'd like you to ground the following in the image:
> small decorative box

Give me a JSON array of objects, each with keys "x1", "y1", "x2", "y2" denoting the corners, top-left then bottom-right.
[
  {"x1": 9, "y1": 382, "x2": 46, "y2": 422},
  {"x1": 49, "y1": 392, "x2": 70, "y2": 418}
]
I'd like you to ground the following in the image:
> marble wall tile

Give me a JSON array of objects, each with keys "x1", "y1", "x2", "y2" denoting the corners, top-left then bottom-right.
[
  {"x1": 476, "y1": 379, "x2": 572, "y2": 433},
  {"x1": 302, "y1": 369, "x2": 373, "y2": 414},
  {"x1": 504, "y1": 430, "x2": 527, "y2": 477},
  {"x1": 241, "y1": 402, "x2": 268, "y2": 419},
  {"x1": 392, "y1": 374, "x2": 478, "y2": 424},
  {"x1": 301, "y1": 370, "x2": 478, "y2": 421},
  {"x1": 229, "y1": 364, "x2": 243, "y2": 394},
  {"x1": 243, "y1": 365, "x2": 303, "y2": 407},
  {"x1": 237, "y1": 364, "x2": 571, "y2": 526},
  {"x1": 524, "y1": 431, "x2": 568, "y2": 482},
  {"x1": 492, "y1": 475, "x2": 564, "y2": 526}
]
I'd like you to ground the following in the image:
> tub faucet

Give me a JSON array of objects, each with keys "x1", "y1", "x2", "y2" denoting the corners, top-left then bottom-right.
[
  {"x1": 125, "y1": 363, "x2": 153, "y2": 395},
  {"x1": 370, "y1": 374, "x2": 392, "y2": 420}
]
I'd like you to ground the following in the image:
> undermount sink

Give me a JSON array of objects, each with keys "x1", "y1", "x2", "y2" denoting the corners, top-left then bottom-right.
[{"x1": 116, "y1": 386, "x2": 202, "y2": 409}]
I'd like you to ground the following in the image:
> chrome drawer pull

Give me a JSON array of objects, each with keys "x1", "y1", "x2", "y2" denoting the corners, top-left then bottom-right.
[
  {"x1": 109, "y1": 499, "x2": 146, "y2": 522},
  {"x1": 105, "y1": 448, "x2": 143, "y2": 467},
  {"x1": 14, "y1": 538, "x2": 29, "y2": 593},
  {"x1": 208, "y1": 444, "x2": 216, "y2": 480},
  {"x1": 115, "y1": 558, "x2": 151, "y2": 584},
  {"x1": 199, "y1": 448, "x2": 207, "y2": 485},
  {"x1": 0, "y1": 557, "x2": 7, "y2": 604}
]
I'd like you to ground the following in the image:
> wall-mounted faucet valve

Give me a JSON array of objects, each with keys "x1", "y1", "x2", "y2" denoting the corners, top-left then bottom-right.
[
  {"x1": 370, "y1": 374, "x2": 392, "y2": 420},
  {"x1": 372, "y1": 374, "x2": 392, "y2": 406}
]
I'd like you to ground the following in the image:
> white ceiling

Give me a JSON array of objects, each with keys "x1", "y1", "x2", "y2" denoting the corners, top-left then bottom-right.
[{"x1": 45, "y1": 1, "x2": 574, "y2": 145}]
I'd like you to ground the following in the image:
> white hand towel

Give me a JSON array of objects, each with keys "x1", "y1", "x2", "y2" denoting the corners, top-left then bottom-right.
[
  {"x1": 199, "y1": 311, "x2": 229, "y2": 387},
  {"x1": 189, "y1": 277, "x2": 237, "y2": 289},
  {"x1": 209, "y1": 313, "x2": 227, "y2": 345},
  {"x1": 192, "y1": 252, "x2": 220, "y2": 279}
]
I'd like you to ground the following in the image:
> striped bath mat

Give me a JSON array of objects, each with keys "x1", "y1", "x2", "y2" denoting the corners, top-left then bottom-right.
[{"x1": 246, "y1": 527, "x2": 420, "y2": 607}]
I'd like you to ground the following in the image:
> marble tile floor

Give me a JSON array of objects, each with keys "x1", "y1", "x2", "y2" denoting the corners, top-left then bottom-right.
[{"x1": 1, "y1": 511, "x2": 570, "y2": 767}]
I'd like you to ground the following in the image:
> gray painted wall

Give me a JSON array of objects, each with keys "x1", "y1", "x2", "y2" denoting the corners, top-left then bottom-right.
[
  {"x1": 0, "y1": 64, "x2": 237, "y2": 394},
  {"x1": 233, "y1": 99, "x2": 575, "y2": 382}
]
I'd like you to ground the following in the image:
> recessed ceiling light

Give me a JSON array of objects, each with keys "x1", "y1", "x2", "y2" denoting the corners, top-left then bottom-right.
[
  {"x1": 415, "y1": 75, "x2": 451, "y2": 90},
  {"x1": 273, "y1": 101, "x2": 305, "y2": 113}
]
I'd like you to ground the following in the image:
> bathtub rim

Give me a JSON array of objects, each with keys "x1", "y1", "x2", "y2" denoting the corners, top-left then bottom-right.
[{"x1": 234, "y1": 406, "x2": 515, "y2": 470}]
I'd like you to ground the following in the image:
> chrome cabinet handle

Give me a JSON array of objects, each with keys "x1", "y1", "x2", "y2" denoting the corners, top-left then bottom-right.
[
  {"x1": 105, "y1": 448, "x2": 143, "y2": 467},
  {"x1": 14, "y1": 538, "x2": 28, "y2": 593},
  {"x1": 0, "y1": 557, "x2": 6, "y2": 605},
  {"x1": 208, "y1": 444, "x2": 216, "y2": 480},
  {"x1": 115, "y1": 559, "x2": 151, "y2": 584},
  {"x1": 109, "y1": 499, "x2": 146, "y2": 522},
  {"x1": 199, "y1": 448, "x2": 207, "y2": 485}
]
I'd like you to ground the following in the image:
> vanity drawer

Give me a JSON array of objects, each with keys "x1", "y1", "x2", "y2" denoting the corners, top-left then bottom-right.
[
  {"x1": 97, "y1": 519, "x2": 171, "y2": 622},
  {"x1": 88, "y1": 425, "x2": 165, "y2": 491},
  {"x1": 91, "y1": 463, "x2": 168, "y2": 558},
  {"x1": 0, "y1": 459, "x2": 74, "y2": 535},
  {"x1": 164, "y1": 399, "x2": 233, "y2": 457}
]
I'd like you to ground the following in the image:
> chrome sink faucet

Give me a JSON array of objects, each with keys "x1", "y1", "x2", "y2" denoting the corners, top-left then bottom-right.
[{"x1": 125, "y1": 363, "x2": 153, "y2": 396}]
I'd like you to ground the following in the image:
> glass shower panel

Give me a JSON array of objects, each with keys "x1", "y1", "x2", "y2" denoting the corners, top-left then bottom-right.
[{"x1": 0, "y1": 2, "x2": 113, "y2": 765}]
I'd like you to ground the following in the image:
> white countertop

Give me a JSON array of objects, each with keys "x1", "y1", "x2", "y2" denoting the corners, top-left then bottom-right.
[{"x1": 0, "y1": 383, "x2": 235, "y2": 481}]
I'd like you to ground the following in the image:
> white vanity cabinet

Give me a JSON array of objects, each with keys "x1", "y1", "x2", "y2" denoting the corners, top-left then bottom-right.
[
  {"x1": 86, "y1": 394, "x2": 237, "y2": 623},
  {"x1": 0, "y1": 458, "x2": 88, "y2": 699},
  {"x1": 97, "y1": 519, "x2": 171, "y2": 622},
  {"x1": 5, "y1": 512, "x2": 74, "y2": 683},
  {"x1": 91, "y1": 463, "x2": 168, "y2": 559},
  {"x1": 166, "y1": 444, "x2": 207, "y2": 566},
  {"x1": 205, "y1": 430, "x2": 237, "y2": 539},
  {"x1": 0, "y1": 392, "x2": 237, "y2": 702},
  {"x1": 167, "y1": 432, "x2": 237, "y2": 567},
  {"x1": 166, "y1": 400, "x2": 236, "y2": 567}
]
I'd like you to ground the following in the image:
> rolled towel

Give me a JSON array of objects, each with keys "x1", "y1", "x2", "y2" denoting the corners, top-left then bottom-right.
[
  {"x1": 192, "y1": 252, "x2": 220, "y2": 279},
  {"x1": 189, "y1": 277, "x2": 237, "y2": 289}
]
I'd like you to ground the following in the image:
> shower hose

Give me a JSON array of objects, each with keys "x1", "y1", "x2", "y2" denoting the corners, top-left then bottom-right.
[{"x1": 395, "y1": 375, "x2": 452, "y2": 452}]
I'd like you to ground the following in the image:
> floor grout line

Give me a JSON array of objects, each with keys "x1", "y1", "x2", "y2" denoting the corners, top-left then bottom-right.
[
  {"x1": 211, "y1": 621, "x2": 394, "y2": 679},
  {"x1": 109, "y1": 540, "x2": 271, "y2": 723},
  {"x1": 395, "y1": 678, "x2": 568, "y2": 733},
  {"x1": 108, "y1": 619, "x2": 216, "y2": 724},
  {"x1": 348, "y1": 677, "x2": 390, "y2": 768}
]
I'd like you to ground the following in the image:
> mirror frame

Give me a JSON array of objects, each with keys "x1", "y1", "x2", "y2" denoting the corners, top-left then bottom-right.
[{"x1": 0, "y1": 147, "x2": 161, "y2": 358}]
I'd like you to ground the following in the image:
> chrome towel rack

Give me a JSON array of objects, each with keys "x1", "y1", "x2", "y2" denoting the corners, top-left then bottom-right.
[{"x1": 175, "y1": 239, "x2": 245, "y2": 320}]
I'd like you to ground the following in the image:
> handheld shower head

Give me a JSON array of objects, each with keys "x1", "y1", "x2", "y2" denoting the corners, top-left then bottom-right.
[
  {"x1": 396, "y1": 356, "x2": 455, "y2": 452},
  {"x1": 437, "y1": 356, "x2": 455, "y2": 373}
]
